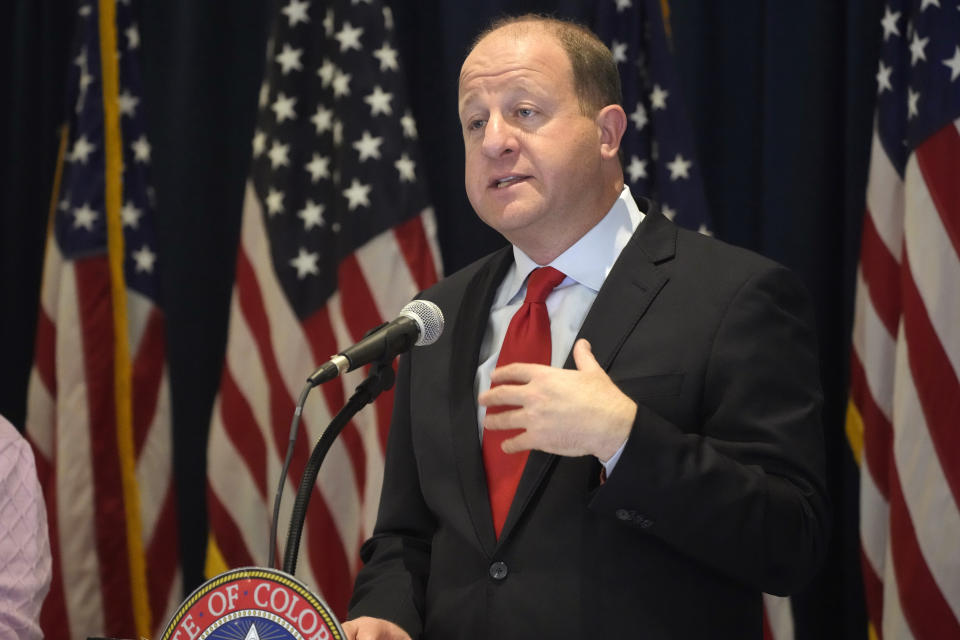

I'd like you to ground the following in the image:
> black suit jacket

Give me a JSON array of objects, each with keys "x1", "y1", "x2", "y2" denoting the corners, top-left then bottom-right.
[{"x1": 348, "y1": 202, "x2": 829, "y2": 639}]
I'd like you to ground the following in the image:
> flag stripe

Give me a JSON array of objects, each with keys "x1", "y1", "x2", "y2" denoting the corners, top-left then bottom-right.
[
  {"x1": 131, "y1": 308, "x2": 166, "y2": 457},
  {"x1": 859, "y1": 212, "x2": 901, "y2": 336},
  {"x1": 881, "y1": 536, "x2": 915, "y2": 640},
  {"x1": 393, "y1": 210, "x2": 441, "y2": 292},
  {"x1": 234, "y1": 245, "x2": 354, "y2": 613},
  {"x1": 849, "y1": 353, "x2": 892, "y2": 498},
  {"x1": 914, "y1": 122, "x2": 960, "y2": 258},
  {"x1": 207, "y1": 481, "x2": 257, "y2": 568},
  {"x1": 858, "y1": 443, "x2": 890, "y2": 597},
  {"x1": 219, "y1": 366, "x2": 269, "y2": 499},
  {"x1": 900, "y1": 263, "x2": 960, "y2": 505},
  {"x1": 861, "y1": 547, "x2": 886, "y2": 640},
  {"x1": 888, "y1": 466, "x2": 960, "y2": 637},
  {"x1": 145, "y1": 483, "x2": 180, "y2": 626},
  {"x1": 864, "y1": 130, "x2": 905, "y2": 261},
  {"x1": 76, "y1": 257, "x2": 137, "y2": 636}
]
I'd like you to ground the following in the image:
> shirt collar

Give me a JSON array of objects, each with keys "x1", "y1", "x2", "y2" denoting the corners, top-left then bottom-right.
[{"x1": 499, "y1": 185, "x2": 644, "y2": 305}]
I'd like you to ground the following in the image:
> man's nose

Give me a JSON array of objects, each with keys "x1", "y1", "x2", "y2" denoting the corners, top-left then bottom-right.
[{"x1": 481, "y1": 113, "x2": 517, "y2": 158}]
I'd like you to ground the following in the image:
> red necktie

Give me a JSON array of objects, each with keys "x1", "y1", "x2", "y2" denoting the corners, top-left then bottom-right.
[{"x1": 483, "y1": 266, "x2": 566, "y2": 538}]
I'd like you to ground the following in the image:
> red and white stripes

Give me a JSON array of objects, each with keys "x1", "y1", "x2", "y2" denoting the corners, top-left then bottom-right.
[
  {"x1": 206, "y1": 181, "x2": 440, "y2": 618},
  {"x1": 849, "y1": 118, "x2": 960, "y2": 639}
]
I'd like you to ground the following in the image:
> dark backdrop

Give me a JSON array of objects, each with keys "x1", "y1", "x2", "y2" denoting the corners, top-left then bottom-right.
[{"x1": 1, "y1": 1, "x2": 881, "y2": 637}]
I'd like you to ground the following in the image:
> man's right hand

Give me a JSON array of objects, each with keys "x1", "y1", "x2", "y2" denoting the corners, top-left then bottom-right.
[{"x1": 342, "y1": 616, "x2": 412, "y2": 640}]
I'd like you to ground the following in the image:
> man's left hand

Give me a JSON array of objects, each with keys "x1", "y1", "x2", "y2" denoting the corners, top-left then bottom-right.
[{"x1": 479, "y1": 338, "x2": 636, "y2": 460}]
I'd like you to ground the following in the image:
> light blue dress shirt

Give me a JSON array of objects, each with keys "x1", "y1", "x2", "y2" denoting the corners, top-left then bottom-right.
[{"x1": 475, "y1": 185, "x2": 645, "y2": 474}]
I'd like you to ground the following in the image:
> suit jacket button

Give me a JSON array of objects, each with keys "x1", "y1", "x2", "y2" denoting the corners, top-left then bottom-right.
[
  {"x1": 489, "y1": 561, "x2": 508, "y2": 581},
  {"x1": 616, "y1": 509, "x2": 634, "y2": 522}
]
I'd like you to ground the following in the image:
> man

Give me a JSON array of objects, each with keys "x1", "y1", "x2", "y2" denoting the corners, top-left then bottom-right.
[
  {"x1": 0, "y1": 414, "x2": 51, "y2": 640},
  {"x1": 345, "y1": 15, "x2": 828, "y2": 639}
]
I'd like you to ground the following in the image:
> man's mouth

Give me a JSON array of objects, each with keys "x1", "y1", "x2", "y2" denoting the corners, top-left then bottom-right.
[{"x1": 491, "y1": 175, "x2": 529, "y2": 189}]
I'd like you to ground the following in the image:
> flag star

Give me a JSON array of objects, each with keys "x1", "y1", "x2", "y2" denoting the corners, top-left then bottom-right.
[
  {"x1": 132, "y1": 245, "x2": 157, "y2": 273},
  {"x1": 364, "y1": 85, "x2": 393, "y2": 116},
  {"x1": 117, "y1": 89, "x2": 139, "y2": 117},
  {"x1": 880, "y1": 7, "x2": 901, "y2": 41},
  {"x1": 920, "y1": 0, "x2": 940, "y2": 10},
  {"x1": 943, "y1": 46, "x2": 960, "y2": 82},
  {"x1": 275, "y1": 44, "x2": 304, "y2": 74},
  {"x1": 611, "y1": 40, "x2": 628, "y2": 64},
  {"x1": 332, "y1": 70, "x2": 352, "y2": 98},
  {"x1": 353, "y1": 130, "x2": 384, "y2": 161},
  {"x1": 629, "y1": 103, "x2": 648, "y2": 130},
  {"x1": 70, "y1": 135, "x2": 97, "y2": 163},
  {"x1": 661, "y1": 204, "x2": 676, "y2": 220},
  {"x1": 317, "y1": 58, "x2": 336, "y2": 86},
  {"x1": 342, "y1": 179, "x2": 372, "y2": 210},
  {"x1": 394, "y1": 153, "x2": 416, "y2": 182},
  {"x1": 400, "y1": 110, "x2": 418, "y2": 139},
  {"x1": 290, "y1": 248, "x2": 320, "y2": 279},
  {"x1": 311, "y1": 105, "x2": 333, "y2": 135},
  {"x1": 372, "y1": 43, "x2": 399, "y2": 71},
  {"x1": 252, "y1": 130, "x2": 267, "y2": 157},
  {"x1": 876, "y1": 61, "x2": 893, "y2": 93},
  {"x1": 265, "y1": 188, "x2": 285, "y2": 215},
  {"x1": 626, "y1": 155, "x2": 647, "y2": 182},
  {"x1": 323, "y1": 9, "x2": 334, "y2": 36},
  {"x1": 75, "y1": 48, "x2": 87, "y2": 68},
  {"x1": 298, "y1": 200, "x2": 326, "y2": 230},
  {"x1": 698, "y1": 224, "x2": 713, "y2": 237},
  {"x1": 332, "y1": 221, "x2": 342, "y2": 233},
  {"x1": 267, "y1": 141, "x2": 290, "y2": 168},
  {"x1": 59, "y1": 197, "x2": 71, "y2": 211},
  {"x1": 352, "y1": 0, "x2": 373, "y2": 4},
  {"x1": 122, "y1": 201, "x2": 142, "y2": 227},
  {"x1": 907, "y1": 87, "x2": 920, "y2": 118},
  {"x1": 382, "y1": 6, "x2": 394, "y2": 30},
  {"x1": 259, "y1": 82, "x2": 270, "y2": 107},
  {"x1": 79, "y1": 70, "x2": 94, "y2": 92},
  {"x1": 305, "y1": 153, "x2": 331, "y2": 182},
  {"x1": 272, "y1": 92, "x2": 297, "y2": 122},
  {"x1": 333, "y1": 120, "x2": 344, "y2": 147},
  {"x1": 615, "y1": 0, "x2": 632, "y2": 11},
  {"x1": 666, "y1": 154, "x2": 692, "y2": 180},
  {"x1": 131, "y1": 135, "x2": 151, "y2": 163},
  {"x1": 126, "y1": 24, "x2": 140, "y2": 49},
  {"x1": 73, "y1": 203, "x2": 98, "y2": 230},
  {"x1": 335, "y1": 21, "x2": 363, "y2": 52},
  {"x1": 909, "y1": 31, "x2": 929, "y2": 66},
  {"x1": 281, "y1": 0, "x2": 311, "y2": 26},
  {"x1": 650, "y1": 84, "x2": 669, "y2": 110},
  {"x1": 79, "y1": 5, "x2": 92, "y2": 17}
]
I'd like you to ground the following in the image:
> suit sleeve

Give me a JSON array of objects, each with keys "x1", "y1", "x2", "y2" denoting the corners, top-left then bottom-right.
[
  {"x1": 589, "y1": 263, "x2": 830, "y2": 595},
  {"x1": 347, "y1": 352, "x2": 432, "y2": 637}
]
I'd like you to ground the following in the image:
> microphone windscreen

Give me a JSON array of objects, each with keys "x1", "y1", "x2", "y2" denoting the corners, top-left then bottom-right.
[{"x1": 399, "y1": 300, "x2": 444, "y2": 346}]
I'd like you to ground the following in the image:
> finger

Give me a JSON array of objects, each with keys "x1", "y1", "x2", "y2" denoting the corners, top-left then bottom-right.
[
  {"x1": 572, "y1": 338, "x2": 602, "y2": 373},
  {"x1": 489, "y1": 362, "x2": 545, "y2": 385},
  {"x1": 500, "y1": 430, "x2": 534, "y2": 454},
  {"x1": 478, "y1": 383, "x2": 527, "y2": 408},
  {"x1": 483, "y1": 408, "x2": 526, "y2": 431},
  {"x1": 341, "y1": 620, "x2": 358, "y2": 640}
]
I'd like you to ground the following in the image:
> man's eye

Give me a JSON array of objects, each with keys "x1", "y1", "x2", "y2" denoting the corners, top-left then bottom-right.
[
  {"x1": 517, "y1": 108, "x2": 534, "y2": 118},
  {"x1": 468, "y1": 119, "x2": 486, "y2": 130}
]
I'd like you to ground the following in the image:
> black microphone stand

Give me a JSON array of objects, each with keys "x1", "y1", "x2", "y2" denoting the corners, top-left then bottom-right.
[{"x1": 281, "y1": 357, "x2": 396, "y2": 576}]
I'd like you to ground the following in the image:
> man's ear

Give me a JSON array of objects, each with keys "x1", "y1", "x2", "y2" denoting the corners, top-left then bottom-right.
[{"x1": 597, "y1": 105, "x2": 627, "y2": 160}]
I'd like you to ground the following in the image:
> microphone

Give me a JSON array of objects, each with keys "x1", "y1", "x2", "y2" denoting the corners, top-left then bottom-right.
[{"x1": 307, "y1": 299, "x2": 444, "y2": 386}]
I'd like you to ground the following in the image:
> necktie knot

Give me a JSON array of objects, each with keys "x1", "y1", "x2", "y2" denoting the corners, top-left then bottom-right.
[{"x1": 524, "y1": 266, "x2": 566, "y2": 304}]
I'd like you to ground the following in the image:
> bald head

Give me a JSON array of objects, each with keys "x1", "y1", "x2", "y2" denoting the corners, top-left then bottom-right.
[{"x1": 465, "y1": 15, "x2": 623, "y2": 116}]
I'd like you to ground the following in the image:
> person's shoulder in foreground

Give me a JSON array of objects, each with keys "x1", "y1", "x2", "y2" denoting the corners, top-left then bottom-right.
[{"x1": 0, "y1": 415, "x2": 52, "y2": 640}]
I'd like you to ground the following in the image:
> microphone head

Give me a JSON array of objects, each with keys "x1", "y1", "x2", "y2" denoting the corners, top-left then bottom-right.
[{"x1": 399, "y1": 299, "x2": 444, "y2": 346}]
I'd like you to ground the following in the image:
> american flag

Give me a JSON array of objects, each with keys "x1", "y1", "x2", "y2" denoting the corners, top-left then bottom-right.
[
  {"x1": 205, "y1": 0, "x2": 441, "y2": 619},
  {"x1": 25, "y1": 1, "x2": 181, "y2": 638},
  {"x1": 594, "y1": 0, "x2": 712, "y2": 235},
  {"x1": 594, "y1": 2, "x2": 794, "y2": 638},
  {"x1": 847, "y1": 1, "x2": 960, "y2": 638}
]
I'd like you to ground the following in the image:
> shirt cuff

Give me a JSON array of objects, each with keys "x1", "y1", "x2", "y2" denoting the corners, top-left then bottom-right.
[{"x1": 599, "y1": 440, "x2": 628, "y2": 477}]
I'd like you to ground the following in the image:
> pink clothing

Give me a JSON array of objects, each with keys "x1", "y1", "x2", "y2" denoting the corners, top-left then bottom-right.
[{"x1": 0, "y1": 415, "x2": 51, "y2": 640}]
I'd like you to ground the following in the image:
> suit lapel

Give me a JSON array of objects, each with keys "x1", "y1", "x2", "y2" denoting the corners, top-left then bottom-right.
[
  {"x1": 498, "y1": 202, "x2": 677, "y2": 544},
  {"x1": 449, "y1": 247, "x2": 513, "y2": 556}
]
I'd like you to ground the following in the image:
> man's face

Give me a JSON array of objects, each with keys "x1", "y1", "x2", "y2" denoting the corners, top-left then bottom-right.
[{"x1": 458, "y1": 27, "x2": 608, "y2": 260}]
